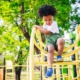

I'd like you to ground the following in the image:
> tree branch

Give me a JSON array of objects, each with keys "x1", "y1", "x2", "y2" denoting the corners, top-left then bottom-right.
[{"x1": 20, "y1": 1, "x2": 40, "y2": 54}]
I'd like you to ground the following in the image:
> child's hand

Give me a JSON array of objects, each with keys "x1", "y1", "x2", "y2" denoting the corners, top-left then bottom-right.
[
  {"x1": 35, "y1": 26, "x2": 39, "y2": 29},
  {"x1": 33, "y1": 25, "x2": 39, "y2": 29}
]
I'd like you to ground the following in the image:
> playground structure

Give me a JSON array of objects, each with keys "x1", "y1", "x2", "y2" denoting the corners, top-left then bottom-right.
[
  {"x1": 29, "y1": 25, "x2": 80, "y2": 80},
  {"x1": 0, "y1": 25, "x2": 80, "y2": 80}
]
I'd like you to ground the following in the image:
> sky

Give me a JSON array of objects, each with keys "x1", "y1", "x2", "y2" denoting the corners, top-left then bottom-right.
[{"x1": 0, "y1": 18, "x2": 3, "y2": 26}]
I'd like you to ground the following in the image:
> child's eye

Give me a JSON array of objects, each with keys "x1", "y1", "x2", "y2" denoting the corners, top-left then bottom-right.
[{"x1": 45, "y1": 20, "x2": 47, "y2": 21}]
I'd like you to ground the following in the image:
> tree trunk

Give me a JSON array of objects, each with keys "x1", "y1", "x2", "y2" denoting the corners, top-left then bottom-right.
[
  {"x1": 15, "y1": 66, "x2": 22, "y2": 80},
  {"x1": 15, "y1": 36, "x2": 22, "y2": 80},
  {"x1": 15, "y1": 50, "x2": 22, "y2": 80},
  {"x1": 20, "y1": 1, "x2": 40, "y2": 54}
]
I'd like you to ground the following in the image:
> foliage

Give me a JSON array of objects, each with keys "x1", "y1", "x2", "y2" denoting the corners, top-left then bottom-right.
[
  {"x1": 69, "y1": 0, "x2": 80, "y2": 28},
  {"x1": 0, "y1": 0, "x2": 71, "y2": 30},
  {"x1": 0, "y1": 0, "x2": 72, "y2": 64},
  {"x1": 0, "y1": 22, "x2": 29, "y2": 63}
]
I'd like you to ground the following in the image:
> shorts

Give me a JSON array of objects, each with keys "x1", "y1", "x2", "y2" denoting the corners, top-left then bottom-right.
[{"x1": 45, "y1": 33, "x2": 61, "y2": 51}]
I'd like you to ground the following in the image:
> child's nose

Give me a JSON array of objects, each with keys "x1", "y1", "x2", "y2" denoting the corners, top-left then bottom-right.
[{"x1": 46, "y1": 21, "x2": 51, "y2": 25}]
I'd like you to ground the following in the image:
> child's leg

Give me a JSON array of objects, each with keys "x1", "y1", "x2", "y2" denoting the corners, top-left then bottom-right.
[
  {"x1": 47, "y1": 44, "x2": 54, "y2": 67},
  {"x1": 45, "y1": 44, "x2": 54, "y2": 77},
  {"x1": 57, "y1": 38, "x2": 65, "y2": 55}
]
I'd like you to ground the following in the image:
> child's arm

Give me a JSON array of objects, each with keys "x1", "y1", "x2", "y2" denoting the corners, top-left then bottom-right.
[{"x1": 35, "y1": 25, "x2": 51, "y2": 35}]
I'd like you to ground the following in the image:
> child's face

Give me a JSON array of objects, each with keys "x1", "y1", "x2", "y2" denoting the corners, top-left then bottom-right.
[{"x1": 43, "y1": 15, "x2": 53, "y2": 26}]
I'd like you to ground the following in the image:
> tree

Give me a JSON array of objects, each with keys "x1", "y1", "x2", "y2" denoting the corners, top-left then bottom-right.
[
  {"x1": 0, "y1": 0, "x2": 71, "y2": 80},
  {"x1": 0, "y1": 23, "x2": 28, "y2": 80}
]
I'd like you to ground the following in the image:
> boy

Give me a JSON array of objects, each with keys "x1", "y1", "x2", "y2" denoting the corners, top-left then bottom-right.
[{"x1": 35, "y1": 4, "x2": 65, "y2": 77}]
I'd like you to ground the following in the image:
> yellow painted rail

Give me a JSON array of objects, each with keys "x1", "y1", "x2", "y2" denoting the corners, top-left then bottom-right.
[{"x1": 29, "y1": 25, "x2": 80, "y2": 80}]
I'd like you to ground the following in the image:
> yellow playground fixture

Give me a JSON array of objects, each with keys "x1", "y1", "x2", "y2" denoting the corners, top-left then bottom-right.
[{"x1": 28, "y1": 25, "x2": 80, "y2": 80}]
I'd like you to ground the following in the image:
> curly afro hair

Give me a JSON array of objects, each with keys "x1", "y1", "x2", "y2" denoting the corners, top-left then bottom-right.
[{"x1": 38, "y1": 4, "x2": 56, "y2": 17}]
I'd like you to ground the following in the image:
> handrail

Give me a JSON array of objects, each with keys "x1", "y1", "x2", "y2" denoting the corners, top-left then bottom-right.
[
  {"x1": 35, "y1": 29, "x2": 79, "y2": 52},
  {"x1": 34, "y1": 39, "x2": 80, "y2": 58},
  {"x1": 29, "y1": 25, "x2": 80, "y2": 80},
  {"x1": 29, "y1": 27, "x2": 36, "y2": 80},
  {"x1": 34, "y1": 28, "x2": 80, "y2": 57}
]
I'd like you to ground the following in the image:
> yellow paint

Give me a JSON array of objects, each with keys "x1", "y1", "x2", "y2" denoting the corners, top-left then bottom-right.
[{"x1": 28, "y1": 25, "x2": 80, "y2": 80}]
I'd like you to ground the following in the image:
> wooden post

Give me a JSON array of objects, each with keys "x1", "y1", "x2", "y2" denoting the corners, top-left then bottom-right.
[
  {"x1": 75, "y1": 25, "x2": 80, "y2": 80},
  {"x1": 29, "y1": 27, "x2": 36, "y2": 80}
]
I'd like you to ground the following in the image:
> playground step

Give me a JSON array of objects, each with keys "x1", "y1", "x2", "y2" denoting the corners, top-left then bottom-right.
[
  {"x1": 43, "y1": 74, "x2": 70, "y2": 79},
  {"x1": 35, "y1": 60, "x2": 80, "y2": 66}
]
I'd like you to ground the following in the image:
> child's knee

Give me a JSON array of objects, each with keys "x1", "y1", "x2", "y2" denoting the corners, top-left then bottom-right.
[
  {"x1": 47, "y1": 45, "x2": 54, "y2": 53},
  {"x1": 57, "y1": 38, "x2": 65, "y2": 45}
]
